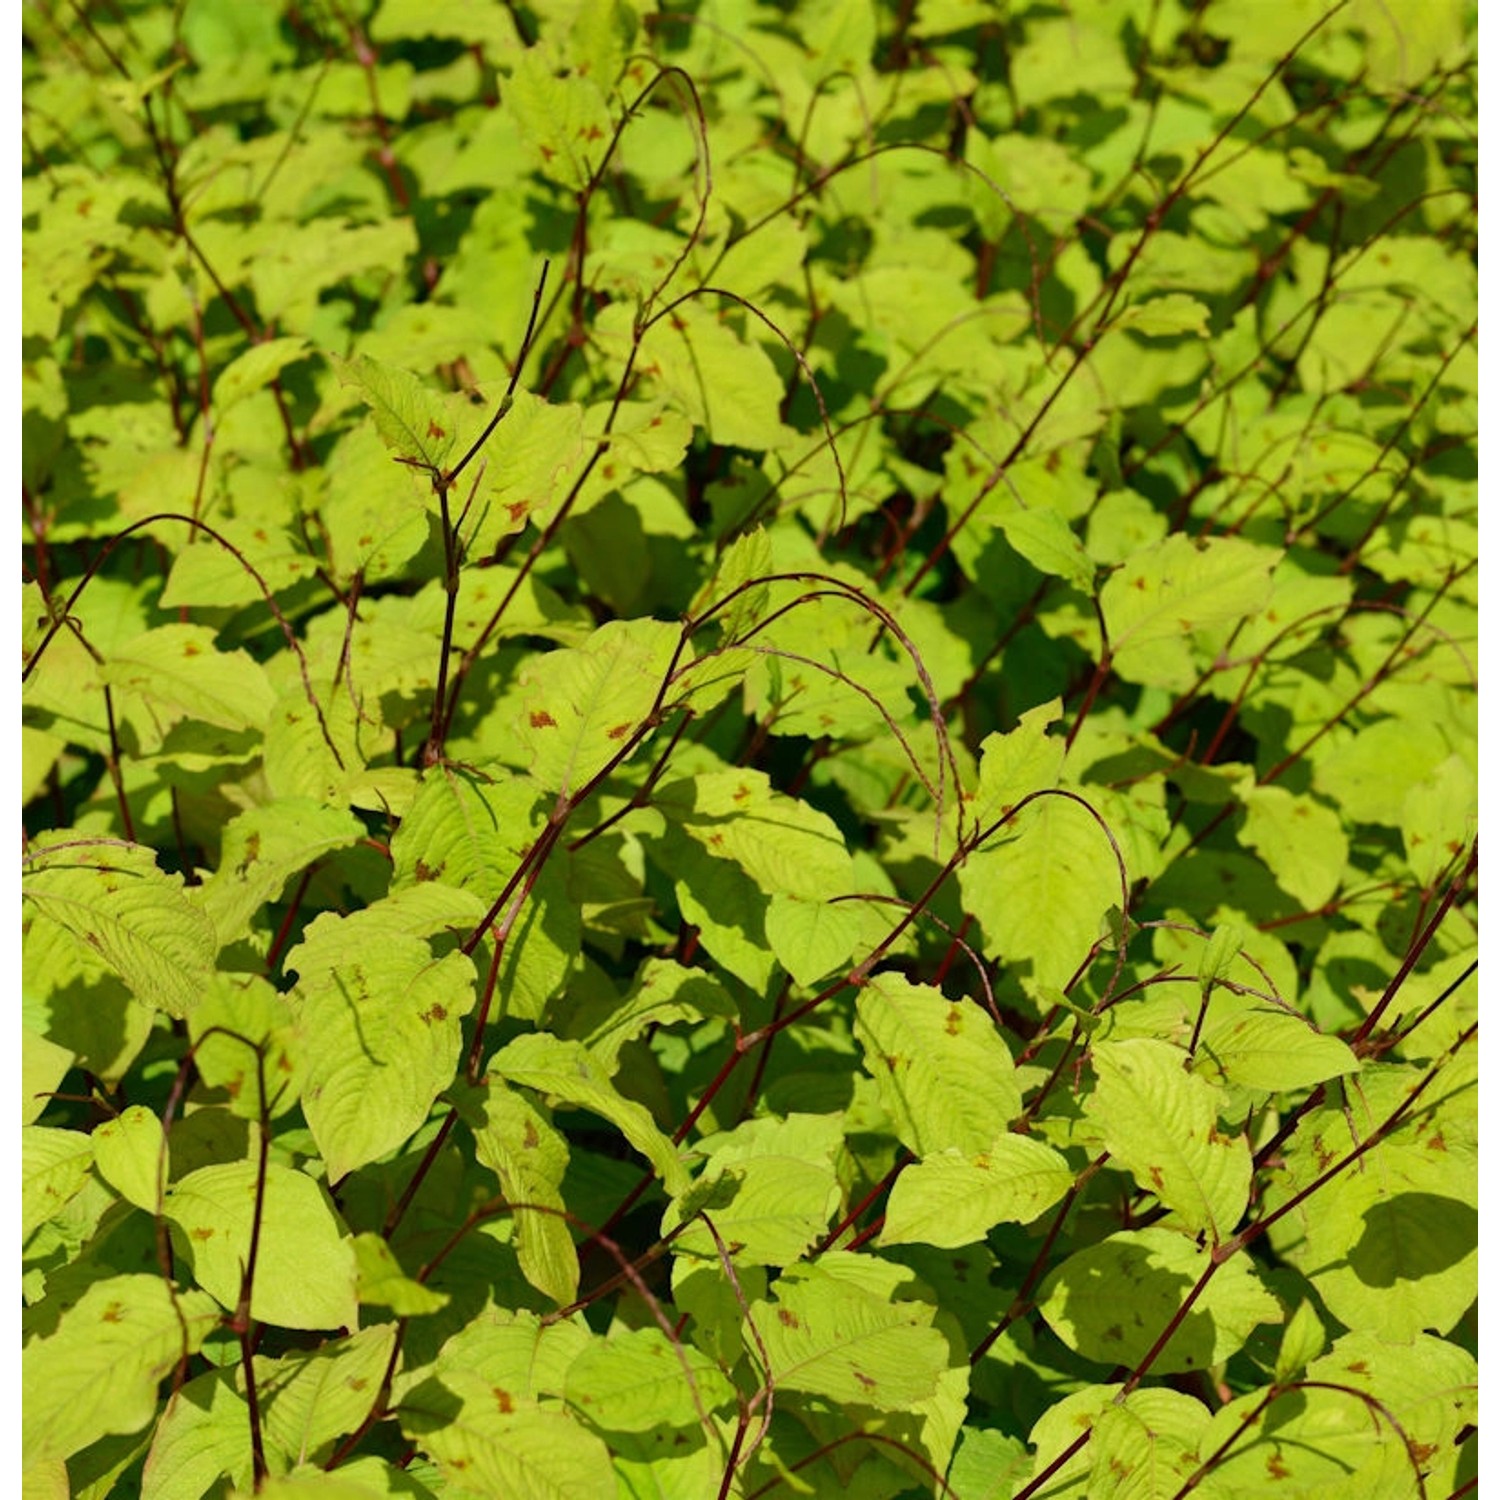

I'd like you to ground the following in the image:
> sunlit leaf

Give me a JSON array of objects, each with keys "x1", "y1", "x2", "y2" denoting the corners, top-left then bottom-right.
[
  {"x1": 854, "y1": 975, "x2": 1021, "y2": 1155},
  {"x1": 24, "y1": 1276, "x2": 221, "y2": 1464},
  {"x1": 1085, "y1": 1039, "x2": 1251, "y2": 1243},
  {"x1": 164, "y1": 1163, "x2": 358, "y2": 1331},
  {"x1": 1038, "y1": 1229, "x2": 1281, "y2": 1373}
]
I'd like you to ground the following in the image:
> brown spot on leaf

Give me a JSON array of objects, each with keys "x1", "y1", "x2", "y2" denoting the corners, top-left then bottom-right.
[
  {"x1": 523, "y1": 1121, "x2": 539, "y2": 1149},
  {"x1": 1266, "y1": 1451, "x2": 1290, "y2": 1480},
  {"x1": 101, "y1": 1301, "x2": 124, "y2": 1322},
  {"x1": 530, "y1": 709, "x2": 557, "y2": 728},
  {"x1": 852, "y1": 1369, "x2": 876, "y2": 1390},
  {"x1": 776, "y1": 1308, "x2": 800, "y2": 1328},
  {"x1": 606, "y1": 722, "x2": 631, "y2": 739},
  {"x1": 493, "y1": 1388, "x2": 514, "y2": 1413},
  {"x1": 191, "y1": 1227, "x2": 215, "y2": 1241}
]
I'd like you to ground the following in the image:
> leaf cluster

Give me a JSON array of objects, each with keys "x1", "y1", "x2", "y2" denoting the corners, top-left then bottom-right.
[{"x1": 22, "y1": 1, "x2": 1476, "y2": 1497}]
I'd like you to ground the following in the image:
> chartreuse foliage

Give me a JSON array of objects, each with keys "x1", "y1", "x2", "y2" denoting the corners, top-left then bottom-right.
[{"x1": 21, "y1": 0, "x2": 1475, "y2": 1496}]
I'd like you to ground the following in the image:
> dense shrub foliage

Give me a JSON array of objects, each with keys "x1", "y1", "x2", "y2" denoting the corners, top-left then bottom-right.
[{"x1": 22, "y1": 1, "x2": 1476, "y2": 1497}]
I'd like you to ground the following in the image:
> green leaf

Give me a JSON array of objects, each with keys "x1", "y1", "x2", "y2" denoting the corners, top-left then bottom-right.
[
  {"x1": 855, "y1": 975, "x2": 1022, "y2": 1155},
  {"x1": 1085, "y1": 1039, "x2": 1251, "y2": 1243},
  {"x1": 662, "y1": 1113, "x2": 842, "y2": 1267},
  {"x1": 164, "y1": 1163, "x2": 358, "y2": 1331},
  {"x1": 23, "y1": 1275, "x2": 221, "y2": 1465},
  {"x1": 257, "y1": 1325, "x2": 399, "y2": 1463},
  {"x1": 880, "y1": 1136, "x2": 1074, "y2": 1249},
  {"x1": 233, "y1": 1475, "x2": 389, "y2": 1500},
  {"x1": 969, "y1": 699, "x2": 1065, "y2": 827},
  {"x1": 505, "y1": 46, "x2": 615, "y2": 192},
  {"x1": 490, "y1": 1032, "x2": 689, "y2": 1195},
  {"x1": 656, "y1": 768, "x2": 855, "y2": 899},
  {"x1": 944, "y1": 1427, "x2": 1031, "y2": 1500},
  {"x1": 466, "y1": 1080, "x2": 579, "y2": 1308},
  {"x1": 613, "y1": 299, "x2": 790, "y2": 451},
  {"x1": 1265, "y1": 1059, "x2": 1477, "y2": 1340},
  {"x1": 567, "y1": 959, "x2": 736, "y2": 1073},
  {"x1": 23, "y1": 838, "x2": 217, "y2": 1019},
  {"x1": 1311, "y1": 716, "x2": 1453, "y2": 829},
  {"x1": 750, "y1": 1254, "x2": 953, "y2": 1410},
  {"x1": 1202, "y1": 1329, "x2": 1476, "y2": 1499},
  {"x1": 764, "y1": 893, "x2": 862, "y2": 986},
  {"x1": 1195, "y1": 921, "x2": 1244, "y2": 999},
  {"x1": 518, "y1": 618, "x2": 682, "y2": 795},
  {"x1": 1088, "y1": 1389, "x2": 1213, "y2": 1500},
  {"x1": 286, "y1": 913, "x2": 476, "y2": 1182},
  {"x1": 23, "y1": 907, "x2": 154, "y2": 1086},
  {"x1": 188, "y1": 972, "x2": 302, "y2": 1121},
  {"x1": 563, "y1": 1325, "x2": 734, "y2": 1432},
  {"x1": 99, "y1": 625, "x2": 278, "y2": 737},
  {"x1": 312, "y1": 1457, "x2": 441, "y2": 1498},
  {"x1": 196, "y1": 800, "x2": 365, "y2": 949},
  {"x1": 22, "y1": 1127, "x2": 94, "y2": 1239},
  {"x1": 389, "y1": 770, "x2": 580, "y2": 1025},
  {"x1": 1238, "y1": 783, "x2": 1348, "y2": 911},
  {"x1": 467, "y1": 390, "x2": 589, "y2": 551},
  {"x1": 319, "y1": 421, "x2": 431, "y2": 586},
  {"x1": 399, "y1": 1371, "x2": 615, "y2": 1497},
  {"x1": 996, "y1": 509, "x2": 1096, "y2": 593},
  {"x1": 960, "y1": 791, "x2": 1121, "y2": 996},
  {"x1": 656, "y1": 829, "x2": 775, "y2": 991},
  {"x1": 142, "y1": 1368, "x2": 253, "y2": 1500},
  {"x1": 1193, "y1": 992, "x2": 1358, "y2": 1093},
  {"x1": 1274, "y1": 1298, "x2": 1326, "y2": 1384},
  {"x1": 336, "y1": 353, "x2": 464, "y2": 473},
  {"x1": 352, "y1": 1234, "x2": 450, "y2": 1317},
  {"x1": 1038, "y1": 1229, "x2": 1281, "y2": 1374},
  {"x1": 690, "y1": 526, "x2": 773, "y2": 638},
  {"x1": 214, "y1": 337, "x2": 311, "y2": 413},
  {"x1": 91, "y1": 1104, "x2": 165, "y2": 1212},
  {"x1": 1099, "y1": 535, "x2": 1278, "y2": 686},
  {"x1": 1114, "y1": 294, "x2": 1211, "y2": 338},
  {"x1": 21, "y1": 1027, "x2": 74, "y2": 1126},
  {"x1": 424, "y1": 1306, "x2": 591, "y2": 1404},
  {"x1": 1401, "y1": 754, "x2": 1476, "y2": 885}
]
